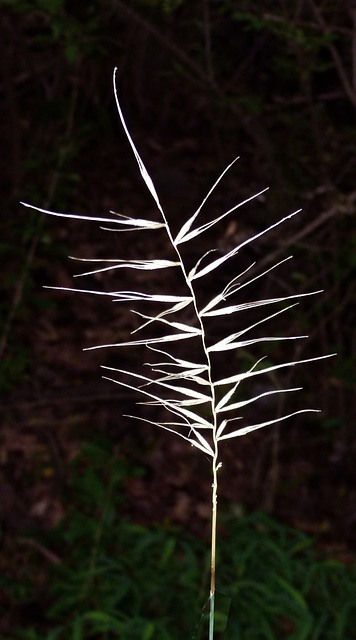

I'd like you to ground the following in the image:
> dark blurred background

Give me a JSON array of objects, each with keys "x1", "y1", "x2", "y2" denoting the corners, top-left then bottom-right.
[{"x1": 0, "y1": 1, "x2": 355, "y2": 637}]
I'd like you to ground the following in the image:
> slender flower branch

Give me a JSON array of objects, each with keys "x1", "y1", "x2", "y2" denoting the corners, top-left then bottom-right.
[{"x1": 21, "y1": 67, "x2": 335, "y2": 638}]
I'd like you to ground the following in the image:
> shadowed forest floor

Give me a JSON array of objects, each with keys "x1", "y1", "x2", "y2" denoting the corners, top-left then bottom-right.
[{"x1": 1, "y1": 2, "x2": 355, "y2": 636}]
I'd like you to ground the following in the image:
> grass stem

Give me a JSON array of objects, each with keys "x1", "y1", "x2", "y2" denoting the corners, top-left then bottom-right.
[{"x1": 209, "y1": 456, "x2": 219, "y2": 639}]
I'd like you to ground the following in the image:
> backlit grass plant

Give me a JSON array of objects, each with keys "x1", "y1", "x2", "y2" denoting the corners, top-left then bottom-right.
[{"x1": 22, "y1": 68, "x2": 333, "y2": 638}]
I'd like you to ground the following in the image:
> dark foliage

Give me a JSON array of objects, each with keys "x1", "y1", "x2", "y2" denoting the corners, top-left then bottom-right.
[{"x1": 0, "y1": 1, "x2": 355, "y2": 636}]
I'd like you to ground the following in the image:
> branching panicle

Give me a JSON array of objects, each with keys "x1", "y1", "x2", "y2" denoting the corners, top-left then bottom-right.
[{"x1": 22, "y1": 67, "x2": 334, "y2": 639}]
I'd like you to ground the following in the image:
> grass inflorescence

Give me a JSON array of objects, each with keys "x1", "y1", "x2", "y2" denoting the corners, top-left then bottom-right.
[{"x1": 21, "y1": 68, "x2": 335, "y2": 637}]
